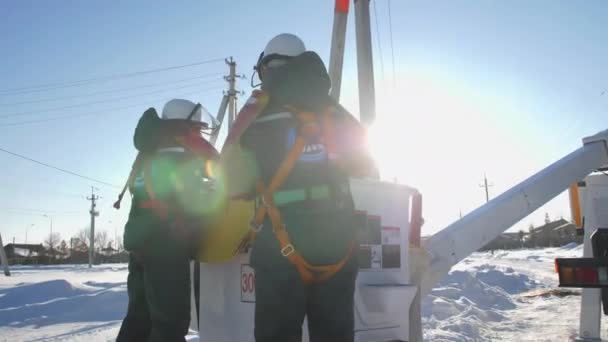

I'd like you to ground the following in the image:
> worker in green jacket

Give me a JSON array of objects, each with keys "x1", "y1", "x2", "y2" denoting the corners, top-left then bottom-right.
[{"x1": 116, "y1": 99, "x2": 220, "y2": 342}]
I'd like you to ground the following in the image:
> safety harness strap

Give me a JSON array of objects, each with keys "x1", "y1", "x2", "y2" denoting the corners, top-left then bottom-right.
[
  {"x1": 139, "y1": 158, "x2": 170, "y2": 220},
  {"x1": 248, "y1": 110, "x2": 355, "y2": 284}
]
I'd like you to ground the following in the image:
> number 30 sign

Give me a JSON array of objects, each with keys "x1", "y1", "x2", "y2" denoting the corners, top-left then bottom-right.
[{"x1": 241, "y1": 264, "x2": 256, "y2": 303}]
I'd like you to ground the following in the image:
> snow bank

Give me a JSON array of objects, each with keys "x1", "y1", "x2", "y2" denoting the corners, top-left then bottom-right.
[
  {"x1": 475, "y1": 265, "x2": 538, "y2": 295},
  {"x1": 561, "y1": 242, "x2": 580, "y2": 250},
  {"x1": 0, "y1": 264, "x2": 204, "y2": 341},
  {"x1": 422, "y1": 244, "x2": 608, "y2": 341},
  {"x1": 0, "y1": 278, "x2": 127, "y2": 328},
  {"x1": 422, "y1": 264, "x2": 530, "y2": 341},
  {"x1": 0, "y1": 265, "x2": 128, "y2": 340}
]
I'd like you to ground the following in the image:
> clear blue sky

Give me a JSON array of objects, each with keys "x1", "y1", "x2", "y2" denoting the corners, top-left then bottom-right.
[{"x1": 1, "y1": 1, "x2": 606, "y2": 246}]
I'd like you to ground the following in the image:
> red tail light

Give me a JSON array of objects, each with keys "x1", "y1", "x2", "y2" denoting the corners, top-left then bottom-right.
[
  {"x1": 576, "y1": 267, "x2": 599, "y2": 284},
  {"x1": 556, "y1": 258, "x2": 608, "y2": 288}
]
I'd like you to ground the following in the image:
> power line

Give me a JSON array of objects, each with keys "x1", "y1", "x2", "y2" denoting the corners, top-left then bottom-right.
[
  {"x1": 1, "y1": 210, "x2": 83, "y2": 219},
  {"x1": 0, "y1": 73, "x2": 223, "y2": 107},
  {"x1": 1, "y1": 207, "x2": 81, "y2": 215},
  {"x1": 0, "y1": 146, "x2": 120, "y2": 188},
  {"x1": 372, "y1": 0, "x2": 386, "y2": 81},
  {"x1": 0, "y1": 180, "x2": 85, "y2": 199},
  {"x1": 0, "y1": 86, "x2": 223, "y2": 127},
  {"x1": 387, "y1": 0, "x2": 397, "y2": 87},
  {"x1": 0, "y1": 57, "x2": 225, "y2": 95},
  {"x1": 0, "y1": 103, "x2": 146, "y2": 126},
  {"x1": 0, "y1": 81, "x2": 224, "y2": 119},
  {"x1": 1, "y1": 210, "x2": 83, "y2": 218}
]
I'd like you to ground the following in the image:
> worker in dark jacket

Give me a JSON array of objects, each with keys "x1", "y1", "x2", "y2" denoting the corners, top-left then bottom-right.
[
  {"x1": 223, "y1": 33, "x2": 375, "y2": 342},
  {"x1": 116, "y1": 99, "x2": 219, "y2": 342}
]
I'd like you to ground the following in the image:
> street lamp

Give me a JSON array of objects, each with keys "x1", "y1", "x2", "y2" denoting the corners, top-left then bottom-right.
[
  {"x1": 25, "y1": 223, "x2": 35, "y2": 245},
  {"x1": 42, "y1": 214, "x2": 53, "y2": 236}
]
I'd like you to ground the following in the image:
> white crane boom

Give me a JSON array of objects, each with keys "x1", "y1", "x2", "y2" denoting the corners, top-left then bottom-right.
[{"x1": 421, "y1": 130, "x2": 608, "y2": 296}]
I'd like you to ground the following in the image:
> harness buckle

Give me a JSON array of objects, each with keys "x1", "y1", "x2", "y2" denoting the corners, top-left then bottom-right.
[
  {"x1": 260, "y1": 194, "x2": 272, "y2": 208},
  {"x1": 281, "y1": 244, "x2": 295, "y2": 257},
  {"x1": 249, "y1": 218, "x2": 263, "y2": 233}
]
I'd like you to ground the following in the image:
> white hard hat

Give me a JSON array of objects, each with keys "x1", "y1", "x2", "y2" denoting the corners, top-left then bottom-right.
[
  {"x1": 161, "y1": 99, "x2": 205, "y2": 121},
  {"x1": 258, "y1": 33, "x2": 306, "y2": 68}
]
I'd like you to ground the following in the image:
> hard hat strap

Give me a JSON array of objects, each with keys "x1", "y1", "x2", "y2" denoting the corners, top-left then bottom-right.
[
  {"x1": 254, "y1": 52, "x2": 294, "y2": 82},
  {"x1": 187, "y1": 103, "x2": 202, "y2": 121}
]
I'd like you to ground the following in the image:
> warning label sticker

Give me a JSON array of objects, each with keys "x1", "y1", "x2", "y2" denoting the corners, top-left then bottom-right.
[
  {"x1": 370, "y1": 245, "x2": 382, "y2": 269},
  {"x1": 357, "y1": 214, "x2": 402, "y2": 270}
]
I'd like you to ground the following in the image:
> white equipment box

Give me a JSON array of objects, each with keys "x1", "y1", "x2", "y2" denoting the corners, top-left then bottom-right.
[{"x1": 198, "y1": 178, "x2": 419, "y2": 342}]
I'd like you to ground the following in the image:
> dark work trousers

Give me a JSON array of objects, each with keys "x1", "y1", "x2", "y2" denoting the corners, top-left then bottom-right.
[
  {"x1": 253, "y1": 261, "x2": 358, "y2": 342},
  {"x1": 251, "y1": 204, "x2": 359, "y2": 342},
  {"x1": 116, "y1": 248, "x2": 192, "y2": 342}
]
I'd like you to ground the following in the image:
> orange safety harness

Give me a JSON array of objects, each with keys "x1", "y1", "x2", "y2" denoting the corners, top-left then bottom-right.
[{"x1": 239, "y1": 107, "x2": 355, "y2": 284}]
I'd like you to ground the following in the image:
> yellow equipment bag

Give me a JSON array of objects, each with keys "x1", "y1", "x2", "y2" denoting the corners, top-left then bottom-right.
[
  {"x1": 197, "y1": 199, "x2": 254, "y2": 262},
  {"x1": 196, "y1": 90, "x2": 269, "y2": 263}
]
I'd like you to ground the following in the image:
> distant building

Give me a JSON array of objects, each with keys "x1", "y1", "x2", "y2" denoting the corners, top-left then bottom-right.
[
  {"x1": 480, "y1": 218, "x2": 582, "y2": 251},
  {"x1": 100, "y1": 246, "x2": 118, "y2": 256},
  {"x1": 4, "y1": 243, "x2": 45, "y2": 264},
  {"x1": 527, "y1": 218, "x2": 581, "y2": 247},
  {"x1": 481, "y1": 232, "x2": 522, "y2": 251}
]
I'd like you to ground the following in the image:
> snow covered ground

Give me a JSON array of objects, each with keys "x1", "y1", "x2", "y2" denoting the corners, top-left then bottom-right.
[
  {"x1": 424, "y1": 243, "x2": 608, "y2": 341},
  {"x1": 0, "y1": 264, "x2": 129, "y2": 341},
  {"x1": 0, "y1": 245, "x2": 606, "y2": 341}
]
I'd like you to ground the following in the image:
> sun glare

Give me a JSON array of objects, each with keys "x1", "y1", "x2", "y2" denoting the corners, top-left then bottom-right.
[{"x1": 365, "y1": 71, "x2": 517, "y2": 233}]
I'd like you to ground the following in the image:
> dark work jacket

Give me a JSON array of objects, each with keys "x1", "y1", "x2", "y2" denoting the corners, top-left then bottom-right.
[
  {"x1": 238, "y1": 52, "x2": 373, "y2": 270},
  {"x1": 123, "y1": 147, "x2": 218, "y2": 256}
]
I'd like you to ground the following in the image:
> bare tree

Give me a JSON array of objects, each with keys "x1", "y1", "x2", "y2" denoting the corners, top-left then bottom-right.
[
  {"x1": 95, "y1": 231, "x2": 109, "y2": 252},
  {"x1": 75, "y1": 229, "x2": 90, "y2": 251},
  {"x1": 115, "y1": 235, "x2": 124, "y2": 252},
  {"x1": 518, "y1": 230, "x2": 525, "y2": 248},
  {"x1": 528, "y1": 224, "x2": 536, "y2": 248},
  {"x1": 44, "y1": 232, "x2": 62, "y2": 257},
  {"x1": 58, "y1": 240, "x2": 68, "y2": 255},
  {"x1": 74, "y1": 228, "x2": 109, "y2": 252}
]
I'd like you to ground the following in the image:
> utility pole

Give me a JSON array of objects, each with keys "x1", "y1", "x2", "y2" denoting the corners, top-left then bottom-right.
[
  {"x1": 479, "y1": 174, "x2": 494, "y2": 203},
  {"x1": 87, "y1": 187, "x2": 100, "y2": 268},
  {"x1": 224, "y1": 57, "x2": 244, "y2": 130},
  {"x1": 210, "y1": 58, "x2": 243, "y2": 146},
  {"x1": 190, "y1": 57, "x2": 243, "y2": 332},
  {"x1": 0, "y1": 233, "x2": 10, "y2": 276}
]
